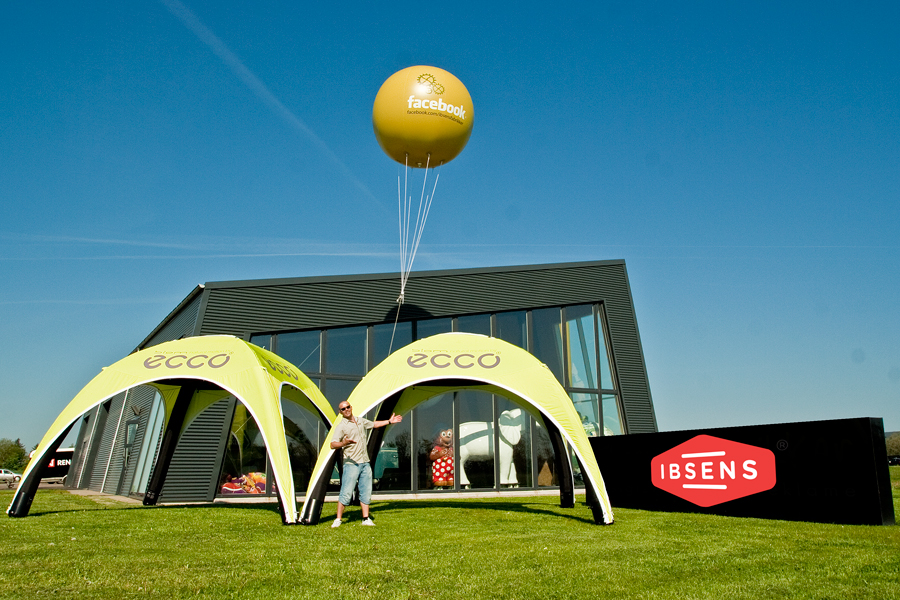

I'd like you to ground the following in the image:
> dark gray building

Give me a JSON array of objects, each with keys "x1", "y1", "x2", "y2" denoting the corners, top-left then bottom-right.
[{"x1": 68, "y1": 260, "x2": 657, "y2": 502}]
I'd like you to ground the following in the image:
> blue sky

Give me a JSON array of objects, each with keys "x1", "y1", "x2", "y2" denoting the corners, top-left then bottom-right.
[{"x1": 2, "y1": 2, "x2": 898, "y2": 447}]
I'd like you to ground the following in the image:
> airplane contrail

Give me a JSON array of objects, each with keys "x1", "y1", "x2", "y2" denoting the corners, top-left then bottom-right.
[{"x1": 159, "y1": 0, "x2": 388, "y2": 215}]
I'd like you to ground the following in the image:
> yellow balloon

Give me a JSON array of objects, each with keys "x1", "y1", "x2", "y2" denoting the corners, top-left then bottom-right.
[{"x1": 373, "y1": 66, "x2": 474, "y2": 168}]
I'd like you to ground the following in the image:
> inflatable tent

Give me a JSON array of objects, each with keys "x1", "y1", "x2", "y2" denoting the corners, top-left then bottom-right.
[
  {"x1": 300, "y1": 333, "x2": 615, "y2": 525},
  {"x1": 7, "y1": 335, "x2": 335, "y2": 523}
]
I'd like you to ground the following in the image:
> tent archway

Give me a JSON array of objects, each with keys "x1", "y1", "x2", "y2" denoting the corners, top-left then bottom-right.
[
  {"x1": 7, "y1": 336, "x2": 335, "y2": 524},
  {"x1": 300, "y1": 333, "x2": 614, "y2": 525}
]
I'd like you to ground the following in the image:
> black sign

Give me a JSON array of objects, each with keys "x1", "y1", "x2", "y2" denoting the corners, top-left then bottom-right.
[{"x1": 590, "y1": 417, "x2": 895, "y2": 526}]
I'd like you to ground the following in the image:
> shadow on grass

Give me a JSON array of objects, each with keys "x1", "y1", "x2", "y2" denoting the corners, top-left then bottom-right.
[
  {"x1": 18, "y1": 492, "x2": 599, "y2": 525},
  {"x1": 23, "y1": 499, "x2": 284, "y2": 518},
  {"x1": 355, "y1": 498, "x2": 599, "y2": 525}
]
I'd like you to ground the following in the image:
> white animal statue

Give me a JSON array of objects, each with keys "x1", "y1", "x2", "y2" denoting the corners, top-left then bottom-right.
[{"x1": 458, "y1": 408, "x2": 526, "y2": 487}]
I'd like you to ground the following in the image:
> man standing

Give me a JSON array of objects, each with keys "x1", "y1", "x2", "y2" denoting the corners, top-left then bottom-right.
[{"x1": 330, "y1": 401, "x2": 402, "y2": 527}]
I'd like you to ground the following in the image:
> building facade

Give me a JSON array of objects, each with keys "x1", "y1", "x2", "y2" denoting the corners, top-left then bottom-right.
[{"x1": 67, "y1": 260, "x2": 657, "y2": 502}]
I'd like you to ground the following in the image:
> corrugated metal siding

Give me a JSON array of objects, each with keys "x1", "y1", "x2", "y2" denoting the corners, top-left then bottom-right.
[
  {"x1": 144, "y1": 292, "x2": 202, "y2": 348},
  {"x1": 598, "y1": 268, "x2": 658, "y2": 434},
  {"x1": 158, "y1": 397, "x2": 234, "y2": 503},
  {"x1": 201, "y1": 263, "x2": 631, "y2": 332},
  {"x1": 88, "y1": 393, "x2": 126, "y2": 492},
  {"x1": 101, "y1": 386, "x2": 157, "y2": 495}
]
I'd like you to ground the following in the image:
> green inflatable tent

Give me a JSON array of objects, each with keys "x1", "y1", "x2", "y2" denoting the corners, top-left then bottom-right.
[
  {"x1": 7, "y1": 335, "x2": 335, "y2": 523},
  {"x1": 300, "y1": 333, "x2": 615, "y2": 525}
]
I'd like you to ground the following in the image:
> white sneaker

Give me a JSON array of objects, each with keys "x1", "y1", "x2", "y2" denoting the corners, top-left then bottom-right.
[
  {"x1": 360, "y1": 517, "x2": 375, "y2": 526},
  {"x1": 331, "y1": 518, "x2": 342, "y2": 528}
]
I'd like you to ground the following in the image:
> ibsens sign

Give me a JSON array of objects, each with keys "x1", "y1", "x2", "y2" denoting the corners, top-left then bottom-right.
[{"x1": 651, "y1": 435, "x2": 776, "y2": 507}]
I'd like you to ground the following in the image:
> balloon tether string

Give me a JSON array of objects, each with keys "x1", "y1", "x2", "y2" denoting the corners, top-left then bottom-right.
[{"x1": 391, "y1": 153, "x2": 443, "y2": 355}]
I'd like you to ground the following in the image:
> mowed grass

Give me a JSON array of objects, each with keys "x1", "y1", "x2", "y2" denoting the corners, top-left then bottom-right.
[{"x1": 1, "y1": 467, "x2": 898, "y2": 600}]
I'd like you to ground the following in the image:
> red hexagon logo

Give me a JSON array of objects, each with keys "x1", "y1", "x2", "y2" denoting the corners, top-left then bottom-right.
[{"x1": 651, "y1": 435, "x2": 776, "y2": 507}]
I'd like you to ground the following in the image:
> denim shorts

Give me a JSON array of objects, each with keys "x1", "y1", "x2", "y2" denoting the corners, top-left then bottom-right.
[{"x1": 339, "y1": 461, "x2": 372, "y2": 506}]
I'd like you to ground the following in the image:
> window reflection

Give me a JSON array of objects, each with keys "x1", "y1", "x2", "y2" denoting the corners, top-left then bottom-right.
[
  {"x1": 277, "y1": 330, "x2": 320, "y2": 373},
  {"x1": 495, "y1": 311, "x2": 526, "y2": 348},
  {"x1": 416, "y1": 318, "x2": 452, "y2": 340},
  {"x1": 323, "y1": 379, "x2": 359, "y2": 413},
  {"x1": 571, "y1": 392, "x2": 601, "y2": 437},
  {"x1": 219, "y1": 404, "x2": 268, "y2": 495},
  {"x1": 497, "y1": 397, "x2": 530, "y2": 488},
  {"x1": 456, "y1": 314, "x2": 490, "y2": 336},
  {"x1": 598, "y1": 316, "x2": 614, "y2": 390},
  {"x1": 602, "y1": 394, "x2": 622, "y2": 435},
  {"x1": 325, "y1": 326, "x2": 366, "y2": 375},
  {"x1": 458, "y1": 391, "x2": 494, "y2": 489},
  {"x1": 571, "y1": 448, "x2": 584, "y2": 486},
  {"x1": 415, "y1": 394, "x2": 453, "y2": 490},
  {"x1": 249, "y1": 334, "x2": 272, "y2": 351},
  {"x1": 281, "y1": 399, "x2": 321, "y2": 491},
  {"x1": 533, "y1": 420, "x2": 558, "y2": 487},
  {"x1": 371, "y1": 321, "x2": 412, "y2": 369},
  {"x1": 565, "y1": 305, "x2": 598, "y2": 389},
  {"x1": 375, "y1": 418, "x2": 411, "y2": 491},
  {"x1": 532, "y1": 308, "x2": 564, "y2": 383}
]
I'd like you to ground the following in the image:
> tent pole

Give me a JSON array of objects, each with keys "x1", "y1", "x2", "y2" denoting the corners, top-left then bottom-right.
[
  {"x1": 7, "y1": 423, "x2": 74, "y2": 518},
  {"x1": 543, "y1": 415, "x2": 575, "y2": 508}
]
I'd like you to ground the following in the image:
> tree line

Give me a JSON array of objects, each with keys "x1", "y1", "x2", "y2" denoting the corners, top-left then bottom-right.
[{"x1": 0, "y1": 438, "x2": 28, "y2": 472}]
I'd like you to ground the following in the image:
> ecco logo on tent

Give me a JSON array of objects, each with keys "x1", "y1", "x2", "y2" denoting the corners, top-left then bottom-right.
[
  {"x1": 143, "y1": 353, "x2": 231, "y2": 369},
  {"x1": 407, "y1": 352, "x2": 500, "y2": 369},
  {"x1": 651, "y1": 435, "x2": 776, "y2": 507}
]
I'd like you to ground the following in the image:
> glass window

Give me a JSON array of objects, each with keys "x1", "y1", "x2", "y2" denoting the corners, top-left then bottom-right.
[
  {"x1": 456, "y1": 314, "x2": 491, "y2": 336},
  {"x1": 219, "y1": 404, "x2": 268, "y2": 496},
  {"x1": 125, "y1": 421, "x2": 138, "y2": 446},
  {"x1": 370, "y1": 321, "x2": 412, "y2": 369},
  {"x1": 598, "y1": 313, "x2": 614, "y2": 390},
  {"x1": 277, "y1": 330, "x2": 320, "y2": 373},
  {"x1": 323, "y1": 379, "x2": 360, "y2": 413},
  {"x1": 495, "y1": 311, "x2": 526, "y2": 348},
  {"x1": 602, "y1": 394, "x2": 623, "y2": 435},
  {"x1": 533, "y1": 420, "x2": 559, "y2": 487},
  {"x1": 571, "y1": 392, "x2": 601, "y2": 437},
  {"x1": 281, "y1": 398, "x2": 322, "y2": 492},
  {"x1": 249, "y1": 334, "x2": 272, "y2": 351},
  {"x1": 531, "y1": 308, "x2": 564, "y2": 383},
  {"x1": 571, "y1": 448, "x2": 584, "y2": 486},
  {"x1": 497, "y1": 397, "x2": 531, "y2": 488},
  {"x1": 565, "y1": 305, "x2": 598, "y2": 389},
  {"x1": 415, "y1": 394, "x2": 453, "y2": 490},
  {"x1": 325, "y1": 326, "x2": 366, "y2": 376},
  {"x1": 375, "y1": 418, "x2": 412, "y2": 491},
  {"x1": 416, "y1": 318, "x2": 452, "y2": 340},
  {"x1": 458, "y1": 391, "x2": 494, "y2": 489}
]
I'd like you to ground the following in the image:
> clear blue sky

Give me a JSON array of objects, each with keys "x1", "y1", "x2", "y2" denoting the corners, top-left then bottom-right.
[{"x1": 2, "y1": 2, "x2": 898, "y2": 447}]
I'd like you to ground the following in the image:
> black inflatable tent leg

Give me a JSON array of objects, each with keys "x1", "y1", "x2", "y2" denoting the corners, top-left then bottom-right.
[
  {"x1": 300, "y1": 451, "x2": 341, "y2": 525},
  {"x1": 143, "y1": 382, "x2": 195, "y2": 506},
  {"x1": 543, "y1": 416, "x2": 575, "y2": 508},
  {"x1": 576, "y1": 455, "x2": 607, "y2": 524},
  {"x1": 7, "y1": 423, "x2": 74, "y2": 518}
]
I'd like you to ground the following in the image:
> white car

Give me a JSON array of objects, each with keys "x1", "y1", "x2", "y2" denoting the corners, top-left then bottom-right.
[{"x1": 1, "y1": 468, "x2": 22, "y2": 488}]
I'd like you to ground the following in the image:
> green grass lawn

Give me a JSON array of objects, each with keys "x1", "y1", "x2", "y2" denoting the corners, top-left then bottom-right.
[{"x1": 1, "y1": 467, "x2": 898, "y2": 600}]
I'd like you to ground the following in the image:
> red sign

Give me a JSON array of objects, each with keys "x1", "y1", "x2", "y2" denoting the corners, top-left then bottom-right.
[{"x1": 651, "y1": 435, "x2": 776, "y2": 507}]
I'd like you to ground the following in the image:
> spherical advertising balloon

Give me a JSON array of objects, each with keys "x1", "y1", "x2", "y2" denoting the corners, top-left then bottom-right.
[{"x1": 373, "y1": 66, "x2": 474, "y2": 168}]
